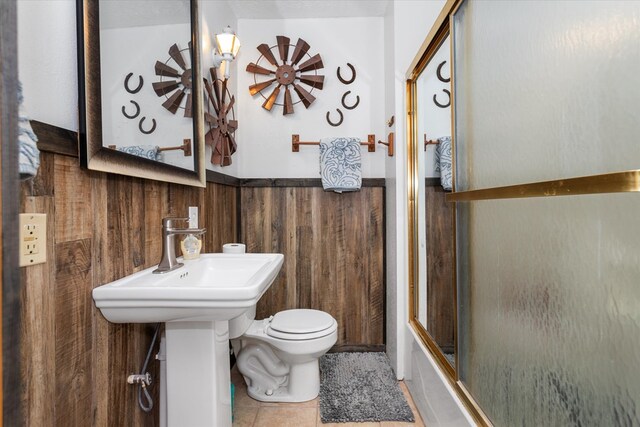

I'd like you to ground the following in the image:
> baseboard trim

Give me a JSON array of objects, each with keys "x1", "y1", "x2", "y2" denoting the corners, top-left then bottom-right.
[
  {"x1": 329, "y1": 344, "x2": 386, "y2": 353},
  {"x1": 32, "y1": 120, "x2": 79, "y2": 158},
  {"x1": 240, "y1": 178, "x2": 386, "y2": 188}
]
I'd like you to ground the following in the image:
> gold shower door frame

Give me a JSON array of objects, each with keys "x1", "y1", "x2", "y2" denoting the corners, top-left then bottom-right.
[
  {"x1": 406, "y1": 11, "x2": 456, "y2": 379},
  {"x1": 406, "y1": 0, "x2": 493, "y2": 425}
]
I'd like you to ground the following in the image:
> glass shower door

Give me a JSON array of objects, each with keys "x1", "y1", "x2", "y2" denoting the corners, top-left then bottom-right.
[{"x1": 452, "y1": 1, "x2": 640, "y2": 425}]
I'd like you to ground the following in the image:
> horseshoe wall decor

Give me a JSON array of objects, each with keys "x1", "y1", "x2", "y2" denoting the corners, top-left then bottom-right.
[
  {"x1": 341, "y1": 91, "x2": 360, "y2": 110},
  {"x1": 436, "y1": 61, "x2": 450, "y2": 83},
  {"x1": 336, "y1": 63, "x2": 356, "y2": 85},
  {"x1": 124, "y1": 73, "x2": 144, "y2": 94},
  {"x1": 433, "y1": 89, "x2": 451, "y2": 108},
  {"x1": 326, "y1": 108, "x2": 344, "y2": 127},
  {"x1": 121, "y1": 100, "x2": 140, "y2": 119},
  {"x1": 138, "y1": 117, "x2": 157, "y2": 134}
]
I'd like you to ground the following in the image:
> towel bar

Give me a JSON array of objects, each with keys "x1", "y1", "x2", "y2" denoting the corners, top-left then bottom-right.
[
  {"x1": 292, "y1": 134, "x2": 376, "y2": 152},
  {"x1": 108, "y1": 139, "x2": 192, "y2": 157},
  {"x1": 158, "y1": 139, "x2": 192, "y2": 156},
  {"x1": 424, "y1": 134, "x2": 439, "y2": 151},
  {"x1": 377, "y1": 132, "x2": 394, "y2": 157}
]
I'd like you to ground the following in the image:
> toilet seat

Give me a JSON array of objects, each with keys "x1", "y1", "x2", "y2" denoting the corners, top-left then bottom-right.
[{"x1": 267, "y1": 309, "x2": 337, "y2": 341}]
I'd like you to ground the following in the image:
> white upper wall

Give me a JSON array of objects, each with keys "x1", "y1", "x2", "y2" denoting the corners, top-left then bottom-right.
[
  {"x1": 383, "y1": 1, "x2": 400, "y2": 377},
  {"x1": 100, "y1": 0, "x2": 190, "y2": 29},
  {"x1": 394, "y1": 0, "x2": 443, "y2": 75},
  {"x1": 18, "y1": 0, "x2": 78, "y2": 131},
  {"x1": 227, "y1": 0, "x2": 390, "y2": 19},
  {"x1": 236, "y1": 16, "x2": 387, "y2": 178}
]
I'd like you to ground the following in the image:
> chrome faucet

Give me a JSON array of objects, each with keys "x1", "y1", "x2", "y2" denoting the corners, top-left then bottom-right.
[{"x1": 153, "y1": 217, "x2": 206, "y2": 274}]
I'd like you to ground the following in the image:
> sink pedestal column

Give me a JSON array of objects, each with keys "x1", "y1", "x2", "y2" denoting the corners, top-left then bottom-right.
[{"x1": 165, "y1": 321, "x2": 232, "y2": 427}]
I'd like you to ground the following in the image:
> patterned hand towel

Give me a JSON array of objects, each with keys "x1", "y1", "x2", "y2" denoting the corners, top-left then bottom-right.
[
  {"x1": 319, "y1": 137, "x2": 362, "y2": 193},
  {"x1": 18, "y1": 82, "x2": 40, "y2": 180},
  {"x1": 434, "y1": 136, "x2": 452, "y2": 191},
  {"x1": 116, "y1": 145, "x2": 161, "y2": 161}
]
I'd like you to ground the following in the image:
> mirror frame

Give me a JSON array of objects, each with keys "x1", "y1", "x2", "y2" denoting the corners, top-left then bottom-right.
[{"x1": 77, "y1": 0, "x2": 206, "y2": 187}]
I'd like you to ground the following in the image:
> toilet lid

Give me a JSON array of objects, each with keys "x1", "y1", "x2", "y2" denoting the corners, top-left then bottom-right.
[{"x1": 269, "y1": 309, "x2": 335, "y2": 335}]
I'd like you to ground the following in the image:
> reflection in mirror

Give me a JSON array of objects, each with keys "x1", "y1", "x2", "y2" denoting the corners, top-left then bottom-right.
[
  {"x1": 78, "y1": 0, "x2": 205, "y2": 187},
  {"x1": 413, "y1": 34, "x2": 456, "y2": 369},
  {"x1": 99, "y1": 0, "x2": 195, "y2": 170}
]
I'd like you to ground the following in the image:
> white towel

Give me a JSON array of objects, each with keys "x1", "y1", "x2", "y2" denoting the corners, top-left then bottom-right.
[
  {"x1": 18, "y1": 82, "x2": 40, "y2": 180},
  {"x1": 319, "y1": 137, "x2": 362, "y2": 193},
  {"x1": 116, "y1": 145, "x2": 161, "y2": 161}
]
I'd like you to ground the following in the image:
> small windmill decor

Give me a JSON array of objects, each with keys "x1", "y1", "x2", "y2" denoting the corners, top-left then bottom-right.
[
  {"x1": 204, "y1": 67, "x2": 238, "y2": 166},
  {"x1": 246, "y1": 36, "x2": 324, "y2": 115},
  {"x1": 153, "y1": 43, "x2": 194, "y2": 116}
]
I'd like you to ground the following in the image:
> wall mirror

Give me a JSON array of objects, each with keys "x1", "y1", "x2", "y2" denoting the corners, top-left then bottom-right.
[
  {"x1": 78, "y1": 0, "x2": 206, "y2": 187},
  {"x1": 407, "y1": 16, "x2": 456, "y2": 378}
]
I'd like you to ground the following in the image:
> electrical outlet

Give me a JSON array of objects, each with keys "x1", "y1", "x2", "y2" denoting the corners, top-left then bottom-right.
[{"x1": 19, "y1": 213, "x2": 47, "y2": 267}]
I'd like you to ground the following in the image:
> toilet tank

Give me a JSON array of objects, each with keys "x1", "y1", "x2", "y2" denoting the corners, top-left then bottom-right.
[{"x1": 229, "y1": 305, "x2": 257, "y2": 339}]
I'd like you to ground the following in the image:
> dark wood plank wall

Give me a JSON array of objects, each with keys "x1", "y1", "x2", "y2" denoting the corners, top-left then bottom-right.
[
  {"x1": 20, "y1": 152, "x2": 237, "y2": 426},
  {"x1": 204, "y1": 182, "x2": 238, "y2": 253},
  {"x1": 240, "y1": 187, "x2": 385, "y2": 350},
  {"x1": 425, "y1": 184, "x2": 455, "y2": 353}
]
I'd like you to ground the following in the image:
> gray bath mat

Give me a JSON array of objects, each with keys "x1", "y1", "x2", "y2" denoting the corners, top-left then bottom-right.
[{"x1": 319, "y1": 352, "x2": 415, "y2": 423}]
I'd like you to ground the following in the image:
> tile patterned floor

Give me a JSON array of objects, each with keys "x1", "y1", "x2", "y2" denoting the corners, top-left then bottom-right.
[{"x1": 231, "y1": 366, "x2": 425, "y2": 427}]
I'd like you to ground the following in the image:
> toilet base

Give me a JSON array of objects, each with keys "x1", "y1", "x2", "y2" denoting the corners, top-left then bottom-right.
[{"x1": 245, "y1": 360, "x2": 320, "y2": 403}]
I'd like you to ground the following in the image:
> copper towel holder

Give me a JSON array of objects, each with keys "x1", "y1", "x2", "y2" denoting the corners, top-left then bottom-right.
[
  {"x1": 424, "y1": 134, "x2": 439, "y2": 151},
  {"x1": 292, "y1": 134, "x2": 376, "y2": 152},
  {"x1": 377, "y1": 132, "x2": 394, "y2": 157},
  {"x1": 108, "y1": 139, "x2": 192, "y2": 156}
]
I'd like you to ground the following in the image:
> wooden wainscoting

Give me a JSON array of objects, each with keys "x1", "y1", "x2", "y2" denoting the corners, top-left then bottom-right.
[
  {"x1": 20, "y1": 151, "x2": 237, "y2": 427},
  {"x1": 240, "y1": 186, "x2": 385, "y2": 349},
  {"x1": 425, "y1": 183, "x2": 455, "y2": 353}
]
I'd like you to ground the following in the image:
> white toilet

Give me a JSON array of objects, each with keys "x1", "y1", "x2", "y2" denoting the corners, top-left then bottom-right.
[{"x1": 229, "y1": 307, "x2": 338, "y2": 402}]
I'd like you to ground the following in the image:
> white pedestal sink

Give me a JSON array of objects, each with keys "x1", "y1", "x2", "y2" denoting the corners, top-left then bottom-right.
[{"x1": 92, "y1": 253, "x2": 284, "y2": 427}]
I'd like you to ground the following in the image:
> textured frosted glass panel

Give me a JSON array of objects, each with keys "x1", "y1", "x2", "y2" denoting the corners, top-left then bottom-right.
[
  {"x1": 453, "y1": 1, "x2": 640, "y2": 190},
  {"x1": 456, "y1": 193, "x2": 640, "y2": 426}
]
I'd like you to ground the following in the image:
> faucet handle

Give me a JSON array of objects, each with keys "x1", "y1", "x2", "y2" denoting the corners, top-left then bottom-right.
[{"x1": 162, "y1": 217, "x2": 189, "y2": 228}]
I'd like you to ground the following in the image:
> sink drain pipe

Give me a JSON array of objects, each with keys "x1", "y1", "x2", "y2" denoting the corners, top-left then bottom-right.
[{"x1": 127, "y1": 323, "x2": 161, "y2": 413}]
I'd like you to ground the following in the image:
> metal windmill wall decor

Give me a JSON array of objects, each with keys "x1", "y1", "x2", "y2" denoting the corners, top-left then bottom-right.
[
  {"x1": 153, "y1": 43, "x2": 194, "y2": 116},
  {"x1": 246, "y1": 36, "x2": 324, "y2": 115},
  {"x1": 204, "y1": 67, "x2": 238, "y2": 166}
]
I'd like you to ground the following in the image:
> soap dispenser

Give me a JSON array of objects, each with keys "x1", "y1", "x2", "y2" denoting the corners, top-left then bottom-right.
[{"x1": 181, "y1": 207, "x2": 202, "y2": 260}]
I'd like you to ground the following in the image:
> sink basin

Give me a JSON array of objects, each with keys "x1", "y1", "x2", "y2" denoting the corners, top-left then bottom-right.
[{"x1": 93, "y1": 253, "x2": 284, "y2": 323}]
